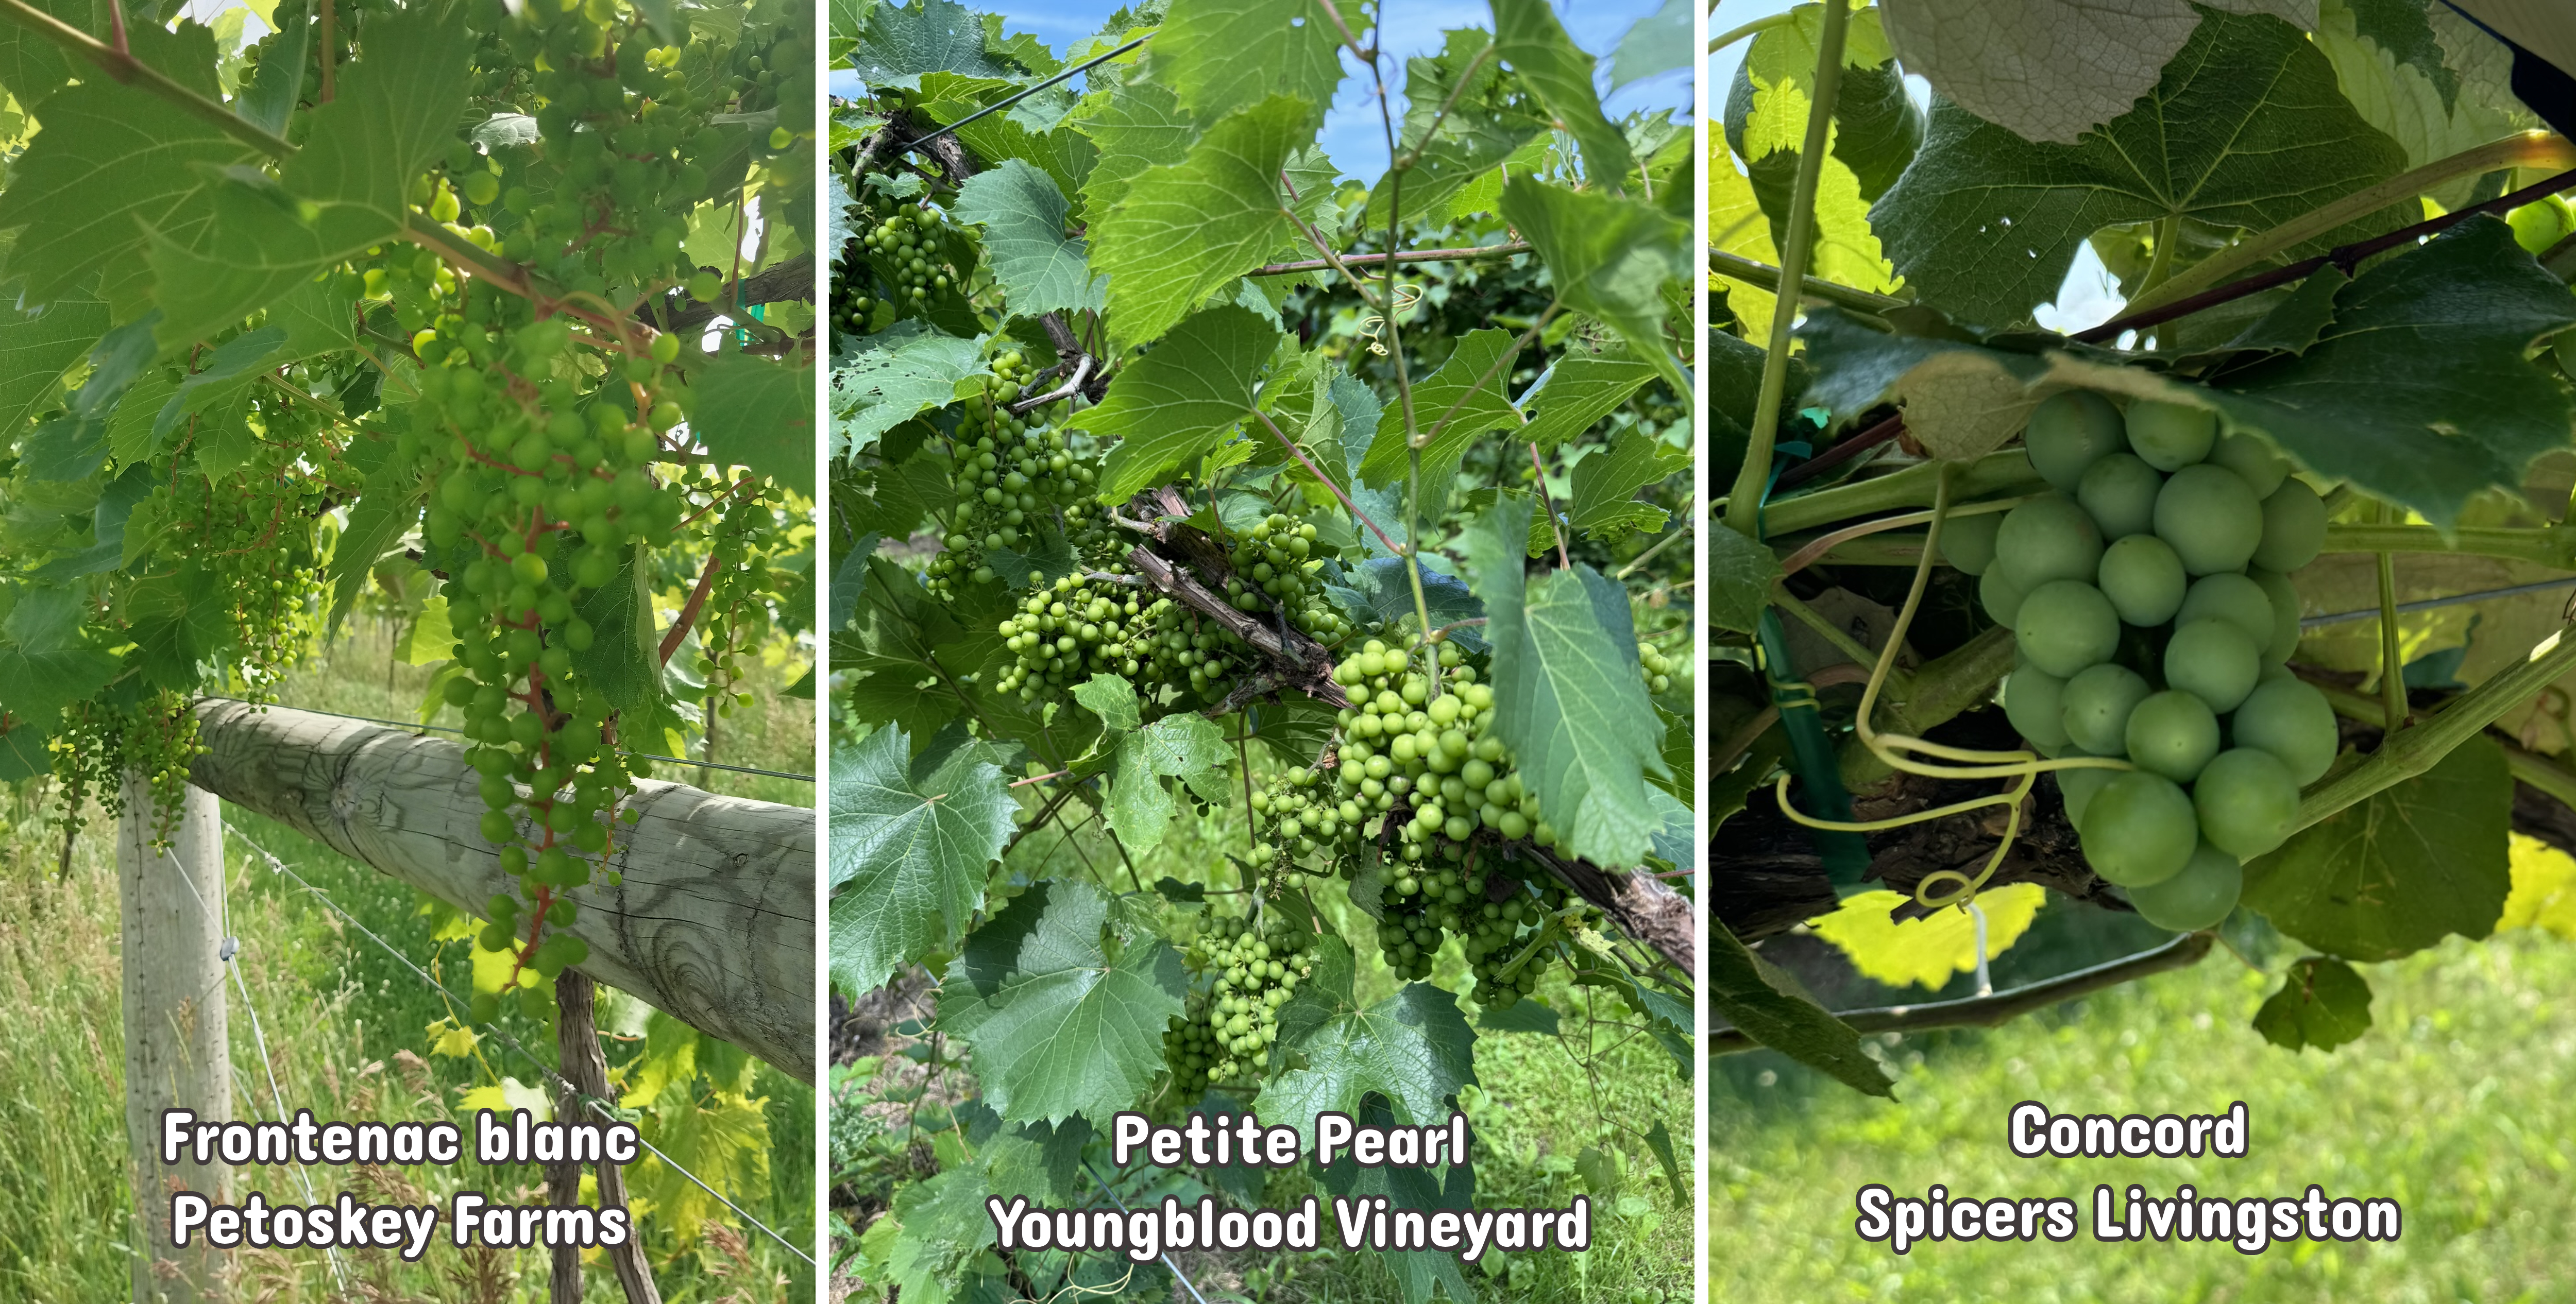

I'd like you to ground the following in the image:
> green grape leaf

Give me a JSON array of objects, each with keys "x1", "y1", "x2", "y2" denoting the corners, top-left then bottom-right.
[
  {"x1": 938, "y1": 880, "x2": 1189, "y2": 1124},
  {"x1": 1724, "y1": 8, "x2": 1909, "y2": 296},
  {"x1": 1267, "y1": 935, "x2": 1478, "y2": 1151},
  {"x1": 833, "y1": 321, "x2": 989, "y2": 456},
  {"x1": 2243, "y1": 732, "x2": 2511, "y2": 962},
  {"x1": 693, "y1": 350, "x2": 815, "y2": 495},
  {"x1": 0, "y1": 293, "x2": 106, "y2": 439},
  {"x1": 1154, "y1": 0, "x2": 1350, "y2": 124},
  {"x1": 1089, "y1": 95, "x2": 1312, "y2": 352},
  {"x1": 1336, "y1": 556, "x2": 1486, "y2": 651},
  {"x1": 0, "y1": 712, "x2": 51, "y2": 782},
  {"x1": 1709, "y1": 522, "x2": 1783, "y2": 636},
  {"x1": 328, "y1": 479, "x2": 423, "y2": 636},
  {"x1": 1104, "y1": 711, "x2": 1233, "y2": 847},
  {"x1": 1357, "y1": 328, "x2": 1523, "y2": 489},
  {"x1": 1489, "y1": 0, "x2": 1633, "y2": 186},
  {"x1": 1365, "y1": 29, "x2": 1547, "y2": 229},
  {"x1": 0, "y1": 77, "x2": 256, "y2": 307},
  {"x1": 882, "y1": 1165, "x2": 997, "y2": 1301},
  {"x1": 1873, "y1": 10, "x2": 2405, "y2": 328},
  {"x1": 1461, "y1": 496, "x2": 1670, "y2": 867},
  {"x1": 0, "y1": 0, "x2": 81, "y2": 110},
  {"x1": 1499, "y1": 177, "x2": 1689, "y2": 391},
  {"x1": 851, "y1": 0, "x2": 1010, "y2": 90},
  {"x1": 1077, "y1": 304, "x2": 1277, "y2": 500},
  {"x1": 829, "y1": 724, "x2": 1016, "y2": 996},
  {"x1": 1711, "y1": 918, "x2": 1893, "y2": 1096},
  {"x1": 951, "y1": 160, "x2": 1103, "y2": 317},
  {"x1": 236, "y1": 0, "x2": 311, "y2": 133},
  {"x1": 569, "y1": 544, "x2": 659, "y2": 712},
  {"x1": 2250, "y1": 955, "x2": 2375, "y2": 1052},
  {"x1": 1070, "y1": 78, "x2": 1195, "y2": 223},
  {"x1": 1609, "y1": 0, "x2": 1691, "y2": 94},
  {"x1": 981, "y1": 1115, "x2": 1092, "y2": 1204},
  {"x1": 1519, "y1": 349, "x2": 1659, "y2": 450},
  {"x1": 1071, "y1": 672, "x2": 1143, "y2": 733},
  {"x1": 1566, "y1": 429, "x2": 1688, "y2": 542},
  {"x1": 124, "y1": 564, "x2": 231, "y2": 690},
  {"x1": 153, "y1": 324, "x2": 286, "y2": 439},
  {"x1": 0, "y1": 586, "x2": 117, "y2": 723}
]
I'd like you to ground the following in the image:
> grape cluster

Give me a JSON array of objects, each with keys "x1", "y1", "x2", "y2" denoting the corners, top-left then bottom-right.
[
  {"x1": 1250, "y1": 765, "x2": 1367, "y2": 863},
  {"x1": 1330, "y1": 641, "x2": 1551, "y2": 851},
  {"x1": 691, "y1": 479, "x2": 785, "y2": 725},
  {"x1": 925, "y1": 351, "x2": 1086, "y2": 598},
  {"x1": 857, "y1": 205, "x2": 971, "y2": 313},
  {"x1": 1943, "y1": 391, "x2": 2341, "y2": 931},
  {"x1": 1223, "y1": 513, "x2": 1351, "y2": 642},
  {"x1": 1639, "y1": 642, "x2": 1676, "y2": 694},
  {"x1": 51, "y1": 692, "x2": 210, "y2": 852},
  {"x1": 995, "y1": 570, "x2": 1251, "y2": 710},
  {"x1": 1175, "y1": 914, "x2": 1315, "y2": 1089}
]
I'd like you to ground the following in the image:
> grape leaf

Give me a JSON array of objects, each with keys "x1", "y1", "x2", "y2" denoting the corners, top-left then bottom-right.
[
  {"x1": 1266, "y1": 935, "x2": 1478, "y2": 1151},
  {"x1": 833, "y1": 321, "x2": 989, "y2": 456},
  {"x1": 1519, "y1": 349, "x2": 1659, "y2": 450},
  {"x1": 0, "y1": 586, "x2": 117, "y2": 723},
  {"x1": 0, "y1": 77, "x2": 257, "y2": 307},
  {"x1": 0, "y1": 0, "x2": 82, "y2": 110},
  {"x1": 1077, "y1": 304, "x2": 1276, "y2": 500},
  {"x1": 1153, "y1": 0, "x2": 1350, "y2": 124},
  {"x1": 0, "y1": 293, "x2": 105, "y2": 439},
  {"x1": 2243, "y1": 732, "x2": 2510, "y2": 962},
  {"x1": 1334, "y1": 556, "x2": 1486, "y2": 652},
  {"x1": 1489, "y1": 0, "x2": 1633, "y2": 186},
  {"x1": 692, "y1": 350, "x2": 815, "y2": 495},
  {"x1": 1069, "y1": 78, "x2": 1195, "y2": 224},
  {"x1": 1070, "y1": 672, "x2": 1142, "y2": 733},
  {"x1": 1725, "y1": 7, "x2": 1908, "y2": 297},
  {"x1": 917, "y1": 73, "x2": 1100, "y2": 218},
  {"x1": 1461, "y1": 496, "x2": 1669, "y2": 867},
  {"x1": 1872, "y1": 9, "x2": 2402, "y2": 329},
  {"x1": 152, "y1": 324, "x2": 287, "y2": 440},
  {"x1": 851, "y1": 0, "x2": 1010, "y2": 90},
  {"x1": 1499, "y1": 177, "x2": 1689, "y2": 390},
  {"x1": 951, "y1": 160, "x2": 1103, "y2": 317},
  {"x1": 1088, "y1": 95, "x2": 1312, "y2": 352},
  {"x1": 570, "y1": 544, "x2": 659, "y2": 712},
  {"x1": 1565, "y1": 428, "x2": 1688, "y2": 542},
  {"x1": 1609, "y1": 0, "x2": 1691, "y2": 93},
  {"x1": 1105, "y1": 712, "x2": 1233, "y2": 847},
  {"x1": 882, "y1": 1166, "x2": 998, "y2": 1302},
  {"x1": 2314, "y1": 0, "x2": 2517, "y2": 210},
  {"x1": 1365, "y1": 29, "x2": 1547, "y2": 228},
  {"x1": 0, "y1": 712, "x2": 51, "y2": 782},
  {"x1": 1807, "y1": 885, "x2": 2049, "y2": 990},
  {"x1": 2250, "y1": 955, "x2": 2374, "y2": 1052},
  {"x1": 1710, "y1": 919, "x2": 1894, "y2": 1096},
  {"x1": 1357, "y1": 328, "x2": 1523, "y2": 489},
  {"x1": 829, "y1": 724, "x2": 1015, "y2": 996},
  {"x1": 937, "y1": 880, "x2": 1188, "y2": 1124},
  {"x1": 1878, "y1": 0, "x2": 2319, "y2": 145}
]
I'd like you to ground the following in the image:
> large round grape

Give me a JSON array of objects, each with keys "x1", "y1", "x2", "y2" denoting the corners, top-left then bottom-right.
[
  {"x1": 1997, "y1": 493, "x2": 2104, "y2": 590},
  {"x1": 2076, "y1": 453, "x2": 2161, "y2": 540},
  {"x1": 2175, "y1": 573, "x2": 2275, "y2": 646},
  {"x1": 2125, "y1": 689, "x2": 2219, "y2": 782},
  {"x1": 1980, "y1": 567, "x2": 2026, "y2": 625},
  {"x1": 2062, "y1": 663, "x2": 2150, "y2": 755},
  {"x1": 2250, "y1": 478, "x2": 2327, "y2": 573},
  {"x1": 2097, "y1": 534, "x2": 2187, "y2": 625},
  {"x1": 2154, "y1": 464, "x2": 2263, "y2": 574},
  {"x1": 2231, "y1": 675, "x2": 2338, "y2": 784},
  {"x1": 2193, "y1": 747, "x2": 2299, "y2": 859},
  {"x1": 2025, "y1": 390, "x2": 2126, "y2": 490},
  {"x1": 2126, "y1": 399, "x2": 2217, "y2": 471},
  {"x1": 2078, "y1": 770, "x2": 2198, "y2": 886},
  {"x1": 2004, "y1": 667, "x2": 2071, "y2": 749},
  {"x1": 2126, "y1": 842, "x2": 2242, "y2": 931},
  {"x1": 1940, "y1": 509, "x2": 2002, "y2": 575},
  {"x1": 2209, "y1": 431, "x2": 2288, "y2": 499},
  {"x1": 2057, "y1": 762, "x2": 2117, "y2": 827},
  {"x1": 2165, "y1": 617, "x2": 2260, "y2": 712},
  {"x1": 2014, "y1": 580, "x2": 2120, "y2": 676},
  {"x1": 2248, "y1": 568, "x2": 2302, "y2": 662}
]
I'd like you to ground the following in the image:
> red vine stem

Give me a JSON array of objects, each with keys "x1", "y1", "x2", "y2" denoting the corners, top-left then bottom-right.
[
  {"x1": 1249, "y1": 407, "x2": 1404, "y2": 556},
  {"x1": 659, "y1": 553, "x2": 724, "y2": 664}
]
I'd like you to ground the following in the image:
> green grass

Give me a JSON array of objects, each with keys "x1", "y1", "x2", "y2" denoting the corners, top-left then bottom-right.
[
  {"x1": 0, "y1": 617, "x2": 816, "y2": 1301},
  {"x1": 1709, "y1": 915, "x2": 2576, "y2": 1302}
]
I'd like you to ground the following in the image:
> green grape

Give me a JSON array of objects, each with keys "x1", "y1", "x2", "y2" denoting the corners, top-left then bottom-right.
[
  {"x1": 2097, "y1": 534, "x2": 2187, "y2": 626},
  {"x1": 2230, "y1": 676, "x2": 2339, "y2": 785},
  {"x1": 2192, "y1": 748, "x2": 2299, "y2": 859},
  {"x1": 2125, "y1": 399, "x2": 2216, "y2": 471},
  {"x1": 1939, "y1": 509, "x2": 2001, "y2": 575},
  {"x1": 2003, "y1": 667, "x2": 2071, "y2": 750},
  {"x1": 1181, "y1": 914, "x2": 1315, "y2": 1089},
  {"x1": 2164, "y1": 618, "x2": 2260, "y2": 713},
  {"x1": 2250, "y1": 479, "x2": 2327, "y2": 573},
  {"x1": 1996, "y1": 493, "x2": 2104, "y2": 590},
  {"x1": 2174, "y1": 572, "x2": 2275, "y2": 648},
  {"x1": 2023, "y1": 390, "x2": 2126, "y2": 490},
  {"x1": 2126, "y1": 842, "x2": 2242, "y2": 931},
  {"x1": 2248, "y1": 568, "x2": 2302, "y2": 662},
  {"x1": 1979, "y1": 567, "x2": 2027, "y2": 625},
  {"x1": 2056, "y1": 763, "x2": 2116, "y2": 828},
  {"x1": 2077, "y1": 770, "x2": 2198, "y2": 886},
  {"x1": 2209, "y1": 432, "x2": 2289, "y2": 499},
  {"x1": 2061, "y1": 663, "x2": 2150, "y2": 756},
  {"x1": 2154, "y1": 465, "x2": 2263, "y2": 575},
  {"x1": 2013, "y1": 580, "x2": 2120, "y2": 677},
  {"x1": 2124, "y1": 690, "x2": 2220, "y2": 782},
  {"x1": 2075, "y1": 452, "x2": 2161, "y2": 540},
  {"x1": 1225, "y1": 512, "x2": 1349, "y2": 643}
]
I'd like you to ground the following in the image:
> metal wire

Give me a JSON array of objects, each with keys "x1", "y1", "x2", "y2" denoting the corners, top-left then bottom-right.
[
  {"x1": 1078, "y1": 1159, "x2": 1211, "y2": 1304},
  {"x1": 221, "y1": 821, "x2": 818, "y2": 1266},
  {"x1": 2300, "y1": 576, "x2": 2576, "y2": 629},
  {"x1": 881, "y1": 36, "x2": 1147, "y2": 152},
  {"x1": 196, "y1": 697, "x2": 815, "y2": 782}
]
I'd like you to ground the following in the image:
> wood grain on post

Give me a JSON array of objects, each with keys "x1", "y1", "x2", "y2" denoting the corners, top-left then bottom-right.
[
  {"x1": 120, "y1": 779, "x2": 229, "y2": 1304},
  {"x1": 186, "y1": 699, "x2": 816, "y2": 1083}
]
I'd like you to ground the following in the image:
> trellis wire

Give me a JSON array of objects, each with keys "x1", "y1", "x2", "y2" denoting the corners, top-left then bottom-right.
[
  {"x1": 1079, "y1": 1159, "x2": 1211, "y2": 1304},
  {"x1": 2300, "y1": 576, "x2": 2576, "y2": 629},
  {"x1": 220, "y1": 820, "x2": 817, "y2": 1266}
]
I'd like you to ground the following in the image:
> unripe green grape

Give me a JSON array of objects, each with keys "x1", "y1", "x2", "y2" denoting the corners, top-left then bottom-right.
[
  {"x1": 2125, "y1": 841, "x2": 2242, "y2": 931},
  {"x1": 2154, "y1": 464, "x2": 2263, "y2": 575},
  {"x1": 2061, "y1": 662, "x2": 2151, "y2": 755},
  {"x1": 1980, "y1": 565, "x2": 2026, "y2": 626},
  {"x1": 1939, "y1": 509, "x2": 2001, "y2": 574},
  {"x1": 2175, "y1": 572, "x2": 2275, "y2": 647},
  {"x1": 2193, "y1": 747, "x2": 2299, "y2": 859},
  {"x1": 2078, "y1": 770, "x2": 2199, "y2": 886},
  {"x1": 2013, "y1": 580, "x2": 2120, "y2": 677},
  {"x1": 2097, "y1": 534, "x2": 2187, "y2": 627},
  {"x1": 2076, "y1": 452, "x2": 2162, "y2": 540},
  {"x1": 2209, "y1": 432, "x2": 2289, "y2": 499},
  {"x1": 1997, "y1": 493, "x2": 2104, "y2": 590},
  {"x1": 2125, "y1": 399, "x2": 2216, "y2": 471},
  {"x1": 2056, "y1": 762, "x2": 2116, "y2": 828},
  {"x1": 2250, "y1": 479, "x2": 2327, "y2": 573},
  {"x1": 2230, "y1": 675, "x2": 2338, "y2": 785},
  {"x1": 2125, "y1": 690, "x2": 2221, "y2": 783},
  {"x1": 2024, "y1": 390, "x2": 2126, "y2": 490},
  {"x1": 2003, "y1": 666, "x2": 2071, "y2": 749},
  {"x1": 2248, "y1": 568, "x2": 2302, "y2": 662},
  {"x1": 2165, "y1": 617, "x2": 2260, "y2": 713}
]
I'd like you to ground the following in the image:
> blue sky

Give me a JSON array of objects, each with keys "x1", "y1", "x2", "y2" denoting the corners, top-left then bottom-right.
[{"x1": 836, "y1": 0, "x2": 1690, "y2": 183}]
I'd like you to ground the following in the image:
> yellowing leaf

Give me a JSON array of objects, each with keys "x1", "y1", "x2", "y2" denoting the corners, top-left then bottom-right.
[
  {"x1": 1710, "y1": 143, "x2": 1781, "y2": 341},
  {"x1": 2500, "y1": 833, "x2": 2576, "y2": 939},
  {"x1": 427, "y1": 1019, "x2": 480, "y2": 1058},
  {"x1": 471, "y1": 935, "x2": 520, "y2": 995},
  {"x1": 627, "y1": 1091, "x2": 770, "y2": 1245},
  {"x1": 1807, "y1": 884, "x2": 2048, "y2": 990},
  {"x1": 460, "y1": 1077, "x2": 552, "y2": 1121}
]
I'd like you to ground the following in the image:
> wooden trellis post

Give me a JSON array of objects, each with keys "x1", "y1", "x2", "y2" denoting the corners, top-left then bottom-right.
[{"x1": 118, "y1": 778, "x2": 230, "y2": 1304}]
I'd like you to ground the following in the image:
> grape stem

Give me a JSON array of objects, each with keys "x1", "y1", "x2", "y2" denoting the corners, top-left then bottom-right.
[
  {"x1": 2291, "y1": 623, "x2": 2576, "y2": 832},
  {"x1": 1529, "y1": 443, "x2": 1570, "y2": 569},
  {"x1": 1248, "y1": 408, "x2": 1403, "y2": 556},
  {"x1": 1704, "y1": 248, "x2": 1905, "y2": 320},
  {"x1": 659, "y1": 553, "x2": 724, "y2": 665},
  {"x1": 1249, "y1": 242, "x2": 1529, "y2": 278},
  {"x1": 2374, "y1": 502, "x2": 2409, "y2": 733}
]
